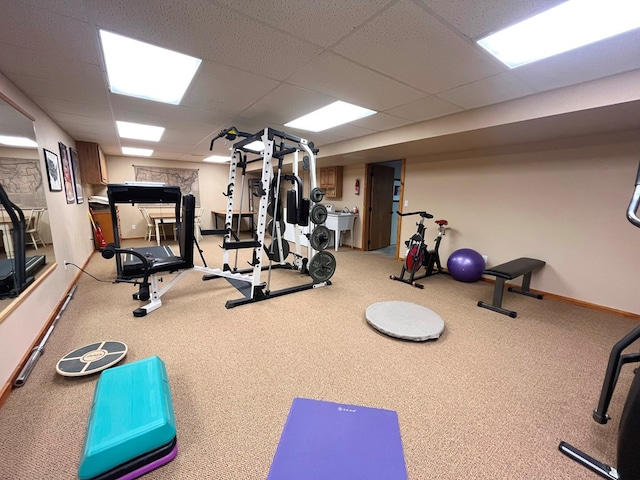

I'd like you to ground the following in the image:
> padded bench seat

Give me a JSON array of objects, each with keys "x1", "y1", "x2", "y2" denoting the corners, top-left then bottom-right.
[
  {"x1": 477, "y1": 257, "x2": 545, "y2": 318},
  {"x1": 120, "y1": 245, "x2": 194, "y2": 279},
  {"x1": 78, "y1": 356, "x2": 177, "y2": 480}
]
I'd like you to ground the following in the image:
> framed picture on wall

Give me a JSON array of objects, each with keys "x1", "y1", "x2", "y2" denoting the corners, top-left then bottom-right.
[
  {"x1": 59, "y1": 142, "x2": 75, "y2": 203},
  {"x1": 69, "y1": 147, "x2": 84, "y2": 204},
  {"x1": 393, "y1": 179, "x2": 401, "y2": 201},
  {"x1": 44, "y1": 148, "x2": 62, "y2": 192}
]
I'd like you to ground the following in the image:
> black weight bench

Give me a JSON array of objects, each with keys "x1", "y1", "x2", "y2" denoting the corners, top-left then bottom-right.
[{"x1": 477, "y1": 257, "x2": 545, "y2": 318}]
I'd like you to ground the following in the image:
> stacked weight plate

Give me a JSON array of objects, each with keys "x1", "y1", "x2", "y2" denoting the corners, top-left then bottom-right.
[{"x1": 307, "y1": 188, "x2": 336, "y2": 283}]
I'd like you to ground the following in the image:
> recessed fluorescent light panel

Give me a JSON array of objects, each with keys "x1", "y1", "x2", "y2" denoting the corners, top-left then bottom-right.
[
  {"x1": 100, "y1": 30, "x2": 202, "y2": 104},
  {"x1": 285, "y1": 101, "x2": 376, "y2": 132},
  {"x1": 116, "y1": 121, "x2": 165, "y2": 141},
  {"x1": 0, "y1": 135, "x2": 38, "y2": 148},
  {"x1": 203, "y1": 155, "x2": 230, "y2": 163},
  {"x1": 478, "y1": 0, "x2": 640, "y2": 68},
  {"x1": 122, "y1": 147, "x2": 154, "y2": 156}
]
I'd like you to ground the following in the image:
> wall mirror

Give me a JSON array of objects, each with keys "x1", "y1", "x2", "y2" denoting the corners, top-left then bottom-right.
[{"x1": 0, "y1": 94, "x2": 56, "y2": 320}]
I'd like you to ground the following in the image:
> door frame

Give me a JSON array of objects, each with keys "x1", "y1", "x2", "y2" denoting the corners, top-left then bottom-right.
[{"x1": 362, "y1": 159, "x2": 406, "y2": 254}]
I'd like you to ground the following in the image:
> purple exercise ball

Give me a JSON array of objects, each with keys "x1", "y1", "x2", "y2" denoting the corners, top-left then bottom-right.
[{"x1": 447, "y1": 248, "x2": 485, "y2": 283}]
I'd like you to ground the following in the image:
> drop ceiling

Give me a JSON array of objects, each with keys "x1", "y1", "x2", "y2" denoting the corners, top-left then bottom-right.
[{"x1": 0, "y1": 0, "x2": 639, "y2": 165}]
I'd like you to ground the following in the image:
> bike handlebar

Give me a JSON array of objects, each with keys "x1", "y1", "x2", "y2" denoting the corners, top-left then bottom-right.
[{"x1": 395, "y1": 210, "x2": 434, "y2": 219}]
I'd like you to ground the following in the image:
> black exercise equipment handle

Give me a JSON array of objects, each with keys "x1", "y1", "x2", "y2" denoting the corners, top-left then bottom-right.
[
  {"x1": 592, "y1": 325, "x2": 640, "y2": 424},
  {"x1": 209, "y1": 126, "x2": 252, "y2": 150},
  {"x1": 395, "y1": 210, "x2": 434, "y2": 219},
  {"x1": 627, "y1": 161, "x2": 640, "y2": 227}
]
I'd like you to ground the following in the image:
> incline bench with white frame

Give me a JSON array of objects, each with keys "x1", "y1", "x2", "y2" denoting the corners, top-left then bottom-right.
[{"x1": 477, "y1": 257, "x2": 546, "y2": 318}]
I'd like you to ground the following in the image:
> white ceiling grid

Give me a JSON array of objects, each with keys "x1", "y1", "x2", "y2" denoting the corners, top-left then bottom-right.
[{"x1": 0, "y1": 0, "x2": 637, "y2": 163}]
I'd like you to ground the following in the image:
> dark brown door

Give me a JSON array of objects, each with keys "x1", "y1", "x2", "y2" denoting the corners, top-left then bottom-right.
[{"x1": 367, "y1": 165, "x2": 395, "y2": 250}]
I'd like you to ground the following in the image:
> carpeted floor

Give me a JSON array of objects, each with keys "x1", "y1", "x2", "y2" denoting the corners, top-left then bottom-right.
[{"x1": 0, "y1": 234, "x2": 638, "y2": 479}]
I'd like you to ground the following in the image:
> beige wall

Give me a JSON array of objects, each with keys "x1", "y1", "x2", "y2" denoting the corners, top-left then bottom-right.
[
  {"x1": 401, "y1": 133, "x2": 640, "y2": 314},
  {"x1": 0, "y1": 72, "x2": 94, "y2": 388}
]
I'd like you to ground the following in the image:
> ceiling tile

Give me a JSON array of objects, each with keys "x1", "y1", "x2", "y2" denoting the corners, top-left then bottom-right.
[
  {"x1": 7, "y1": 72, "x2": 108, "y2": 106},
  {"x1": 180, "y1": 61, "x2": 280, "y2": 115},
  {"x1": 162, "y1": 125, "x2": 223, "y2": 145},
  {"x1": 287, "y1": 52, "x2": 426, "y2": 110},
  {"x1": 333, "y1": 0, "x2": 503, "y2": 93},
  {"x1": 26, "y1": 0, "x2": 89, "y2": 21},
  {"x1": 0, "y1": 45, "x2": 105, "y2": 86},
  {"x1": 55, "y1": 119, "x2": 118, "y2": 144},
  {"x1": 420, "y1": 0, "x2": 564, "y2": 39},
  {"x1": 215, "y1": 0, "x2": 395, "y2": 47},
  {"x1": 1, "y1": 0, "x2": 639, "y2": 164},
  {"x1": 29, "y1": 97, "x2": 112, "y2": 118},
  {"x1": 386, "y1": 95, "x2": 462, "y2": 122},
  {"x1": 239, "y1": 84, "x2": 337, "y2": 126},
  {"x1": 110, "y1": 95, "x2": 222, "y2": 127},
  {"x1": 437, "y1": 72, "x2": 536, "y2": 109},
  {"x1": 512, "y1": 29, "x2": 640, "y2": 93},
  {"x1": 90, "y1": 0, "x2": 323, "y2": 81},
  {"x1": 0, "y1": 2, "x2": 100, "y2": 64},
  {"x1": 351, "y1": 112, "x2": 411, "y2": 131},
  {"x1": 48, "y1": 112, "x2": 114, "y2": 129},
  {"x1": 288, "y1": 123, "x2": 376, "y2": 140}
]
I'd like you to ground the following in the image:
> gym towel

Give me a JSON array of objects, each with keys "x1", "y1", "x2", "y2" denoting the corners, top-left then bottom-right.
[{"x1": 267, "y1": 397, "x2": 408, "y2": 480}]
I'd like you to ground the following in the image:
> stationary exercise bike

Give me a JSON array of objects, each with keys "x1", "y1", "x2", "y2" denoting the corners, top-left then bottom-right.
[
  {"x1": 559, "y1": 160, "x2": 640, "y2": 479},
  {"x1": 390, "y1": 211, "x2": 448, "y2": 289}
]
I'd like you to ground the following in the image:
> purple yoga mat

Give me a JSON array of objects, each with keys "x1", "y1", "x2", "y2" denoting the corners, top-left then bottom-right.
[
  {"x1": 267, "y1": 398, "x2": 408, "y2": 480},
  {"x1": 118, "y1": 444, "x2": 178, "y2": 480}
]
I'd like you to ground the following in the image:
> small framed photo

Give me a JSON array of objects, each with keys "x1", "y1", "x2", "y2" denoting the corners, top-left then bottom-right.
[
  {"x1": 69, "y1": 147, "x2": 84, "y2": 203},
  {"x1": 393, "y1": 179, "x2": 401, "y2": 201},
  {"x1": 44, "y1": 148, "x2": 62, "y2": 192}
]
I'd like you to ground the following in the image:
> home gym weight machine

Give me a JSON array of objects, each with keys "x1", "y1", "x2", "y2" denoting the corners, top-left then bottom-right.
[
  {"x1": 390, "y1": 210, "x2": 448, "y2": 289},
  {"x1": 559, "y1": 160, "x2": 640, "y2": 479},
  {"x1": 101, "y1": 127, "x2": 336, "y2": 314},
  {"x1": 204, "y1": 126, "x2": 337, "y2": 308}
]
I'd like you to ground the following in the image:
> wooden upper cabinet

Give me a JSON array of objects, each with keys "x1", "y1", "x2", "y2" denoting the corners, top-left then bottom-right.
[
  {"x1": 319, "y1": 166, "x2": 343, "y2": 198},
  {"x1": 76, "y1": 141, "x2": 108, "y2": 185}
]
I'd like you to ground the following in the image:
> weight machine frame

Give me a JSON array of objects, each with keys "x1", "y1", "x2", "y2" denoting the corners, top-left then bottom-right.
[{"x1": 205, "y1": 127, "x2": 335, "y2": 308}]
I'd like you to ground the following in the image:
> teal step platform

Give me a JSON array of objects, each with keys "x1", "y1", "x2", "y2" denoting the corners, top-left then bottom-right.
[{"x1": 78, "y1": 356, "x2": 177, "y2": 480}]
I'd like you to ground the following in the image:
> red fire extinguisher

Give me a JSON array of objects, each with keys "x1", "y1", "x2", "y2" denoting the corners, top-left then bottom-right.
[{"x1": 355, "y1": 179, "x2": 360, "y2": 195}]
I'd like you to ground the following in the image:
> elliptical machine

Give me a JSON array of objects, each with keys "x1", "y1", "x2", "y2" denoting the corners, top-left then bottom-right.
[
  {"x1": 559, "y1": 161, "x2": 640, "y2": 480},
  {"x1": 389, "y1": 210, "x2": 448, "y2": 289}
]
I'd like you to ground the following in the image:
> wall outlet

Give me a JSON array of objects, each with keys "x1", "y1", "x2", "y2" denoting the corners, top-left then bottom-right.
[
  {"x1": 131, "y1": 224, "x2": 136, "y2": 230},
  {"x1": 404, "y1": 200, "x2": 409, "y2": 207},
  {"x1": 482, "y1": 254, "x2": 488, "y2": 265},
  {"x1": 64, "y1": 260, "x2": 68, "y2": 270}
]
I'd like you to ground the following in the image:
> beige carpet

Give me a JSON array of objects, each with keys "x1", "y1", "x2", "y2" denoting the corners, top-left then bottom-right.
[{"x1": 0, "y1": 235, "x2": 638, "y2": 479}]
